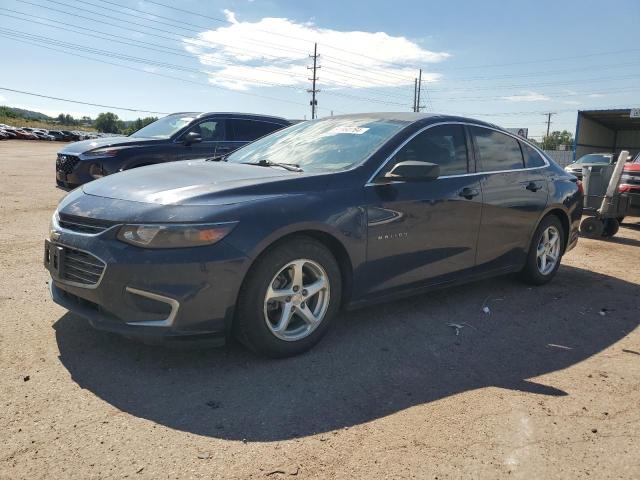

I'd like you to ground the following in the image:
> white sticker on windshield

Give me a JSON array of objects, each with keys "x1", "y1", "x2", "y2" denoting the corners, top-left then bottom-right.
[{"x1": 326, "y1": 126, "x2": 369, "y2": 135}]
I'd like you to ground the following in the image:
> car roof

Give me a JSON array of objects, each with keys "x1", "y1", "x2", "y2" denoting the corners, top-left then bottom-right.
[
  {"x1": 167, "y1": 112, "x2": 290, "y2": 124},
  {"x1": 324, "y1": 112, "x2": 501, "y2": 129}
]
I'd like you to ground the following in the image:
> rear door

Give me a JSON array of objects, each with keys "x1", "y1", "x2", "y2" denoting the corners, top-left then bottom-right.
[
  {"x1": 470, "y1": 126, "x2": 549, "y2": 272},
  {"x1": 359, "y1": 123, "x2": 483, "y2": 298},
  {"x1": 226, "y1": 119, "x2": 286, "y2": 152}
]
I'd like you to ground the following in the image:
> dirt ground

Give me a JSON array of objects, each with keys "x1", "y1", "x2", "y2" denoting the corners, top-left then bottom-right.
[{"x1": 1, "y1": 140, "x2": 639, "y2": 480}]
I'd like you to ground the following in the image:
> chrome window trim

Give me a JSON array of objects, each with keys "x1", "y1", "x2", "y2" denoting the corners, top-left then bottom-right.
[
  {"x1": 365, "y1": 121, "x2": 549, "y2": 186},
  {"x1": 125, "y1": 287, "x2": 180, "y2": 327},
  {"x1": 173, "y1": 116, "x2": 287, "y2": 144}
]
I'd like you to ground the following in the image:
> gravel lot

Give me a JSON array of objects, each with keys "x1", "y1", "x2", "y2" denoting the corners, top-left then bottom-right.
[{"x1": 1, "y1": 140, "x2": 639, "y2": 479}]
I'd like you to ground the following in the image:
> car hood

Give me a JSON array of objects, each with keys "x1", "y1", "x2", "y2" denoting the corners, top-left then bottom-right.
[
  {"x1": 59, "y1": 136, "x2": 164, "y2": 154},
  {"x1": 81, "y1": 160, "x2": 313, "y2": 206}
]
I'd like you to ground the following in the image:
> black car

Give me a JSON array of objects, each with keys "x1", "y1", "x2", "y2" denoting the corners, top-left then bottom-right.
[
  {"x1": 46, "y1": 113, "x2": 582, "y2": 357},
  {"x1": 55, "y1": 112, "x2": 291, "y2": 189}
]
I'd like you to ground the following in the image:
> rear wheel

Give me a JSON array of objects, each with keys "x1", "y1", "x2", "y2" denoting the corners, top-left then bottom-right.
[
  {"x1": 520, "y1": 215, "x2": 565, "y2": 285},
  {"x1": 235, "y1": 236, "x2": 341, "y2": 358}
]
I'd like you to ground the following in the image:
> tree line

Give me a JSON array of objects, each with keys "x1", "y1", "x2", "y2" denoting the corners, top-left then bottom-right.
[{"x1": 93, "y1": 112, "x2": 158, "y2": 135}]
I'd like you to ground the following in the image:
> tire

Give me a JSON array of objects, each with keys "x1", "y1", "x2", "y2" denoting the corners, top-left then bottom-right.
[
  {"x1": 602, "y1": 218, "x2": 620, "y2": 238},
  {"x1": 520, "y1": 215, "x2": 565, "y2": 286},
  {"x1": 234, "y1": 236, "x2": 342, "y2": 358},
  {"x1": 617, "y1": 216, "x2": 625, "y2": 224},
  {"x1": 580, "y1": 217, "x2": 604, "y2": 239}
]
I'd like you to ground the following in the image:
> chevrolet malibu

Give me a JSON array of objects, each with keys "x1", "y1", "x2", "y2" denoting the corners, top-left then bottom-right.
[{"x1": 45, "y1": 113, "x2": 582, "y2": 357}]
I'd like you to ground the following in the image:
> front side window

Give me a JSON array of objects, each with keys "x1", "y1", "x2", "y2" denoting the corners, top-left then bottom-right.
[
  {"x1": 187, "y1": 120, "x2": 222, "y2": 141},
  {"x1": 472, "y1": 127, "x2": 524, "y2": 172},
  {"x1": 387, "y1": 124, "x2": 469, "y2": 176},
  {"x1": 228, "y1": 119, "x2": 283, "y2": 142}
]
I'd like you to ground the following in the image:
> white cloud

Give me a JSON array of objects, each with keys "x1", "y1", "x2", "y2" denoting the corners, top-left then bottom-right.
[
  {"x1": 501, "y1": 91, "x2": 550, "y2": 102},
  {"x1": 183, "y1": 11, "x2": 448, "y2": 91},
  {"x1": 562, "y1": 100, "x2": 582, "y2": 105},
  {"x1": 587, "y1": 93, "x2": 605, "y2": 98},
  {"x1": 0, "y1": 95, "x2": 5, "y2": 103}
]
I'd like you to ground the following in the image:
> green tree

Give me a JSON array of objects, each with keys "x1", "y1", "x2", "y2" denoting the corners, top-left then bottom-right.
[
  {"x1": 95, "y1": 112, "x2": 122, "y2": 133},
  {"x1": 542, "y1": 130, "x2": 574, "y2": 150}
]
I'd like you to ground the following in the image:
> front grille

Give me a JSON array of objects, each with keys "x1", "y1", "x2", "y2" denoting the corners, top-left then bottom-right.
[
  {"x1": 58, "y1": 214, "x2": 112, "y2": 234},
  {"x1": 56, "y1": 154, "x2": 80, "y2": 174},
  {"x1": 61, "y1": 247, "x2": 106, "y2": 286}
]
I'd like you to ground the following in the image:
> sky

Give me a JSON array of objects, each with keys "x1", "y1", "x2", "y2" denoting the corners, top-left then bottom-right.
[{"x1": 0, "y1": 0, "x2": 639, "y2": 139}]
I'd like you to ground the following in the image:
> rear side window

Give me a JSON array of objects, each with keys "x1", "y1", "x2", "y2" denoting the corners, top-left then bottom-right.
[
  {"x1": 521, "y1": 142, "x2": 545, "y2": 168},
  {"x1": 390, "y1": 124, "x2": 469, "y2": 176},
  {"x1": 471, "y1": 127, "x2": 524, "y2": 171},
  {"x1": 228, "y1": 119, "x2": 283, "y2": 142}
]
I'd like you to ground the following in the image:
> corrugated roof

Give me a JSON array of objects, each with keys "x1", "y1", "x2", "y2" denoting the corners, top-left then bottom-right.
[{"x1": 579, "y1": 109, "x2": 640, "y2": 130}]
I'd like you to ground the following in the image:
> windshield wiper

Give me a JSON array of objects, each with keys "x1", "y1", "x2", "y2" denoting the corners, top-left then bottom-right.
[
  {"x1": 244, "y1": 159, "x2": 303, "y2": 172},
  {"x1": 205, "y1": 153, "x2": 229, "y2": 162}
]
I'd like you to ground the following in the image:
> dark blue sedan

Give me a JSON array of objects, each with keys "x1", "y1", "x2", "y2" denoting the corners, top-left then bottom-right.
[{"x1": 45, "y1": 113, "x2": 582, "y2": 357}]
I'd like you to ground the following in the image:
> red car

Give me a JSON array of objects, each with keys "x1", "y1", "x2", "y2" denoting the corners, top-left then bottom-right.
[{"x1": 620, "y1": 154, "x2": 640, "y2": 217}]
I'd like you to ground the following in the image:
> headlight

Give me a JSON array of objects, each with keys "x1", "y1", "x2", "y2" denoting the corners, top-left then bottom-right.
[
  {"x1": 82, "y1": 148, "x2": 119, "y2": 158},
  {"x1": 117, "y1": 222, "x2": 237, "y2": 248}
]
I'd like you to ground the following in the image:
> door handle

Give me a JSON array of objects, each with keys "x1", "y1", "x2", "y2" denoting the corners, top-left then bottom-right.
[
  {"x1": 525, "y1": 182, "x2": 542, "y2": 192},
  {"x1": 458, "y1": 187, "x2": 480, "y2": 199}
]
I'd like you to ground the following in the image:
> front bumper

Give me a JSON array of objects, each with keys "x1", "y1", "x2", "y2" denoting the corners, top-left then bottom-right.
[{"x1": 46, "y1": 224, "x2": 250, "y2": 343}]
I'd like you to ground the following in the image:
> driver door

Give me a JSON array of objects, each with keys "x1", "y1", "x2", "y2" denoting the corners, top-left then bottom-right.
[
  {"x1": 176, "y1": 119, "x2": 232, "y2": 161},
  {"x1": 359, "y1": 123, "x2": 483, "y2": 298}
]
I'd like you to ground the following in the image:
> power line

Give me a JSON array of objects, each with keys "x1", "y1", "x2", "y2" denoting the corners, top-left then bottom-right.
[
  {"x1": 0, "y1": 87, "x2": 170, "y2": 114},
  {"x1": 0, "y1": 28, "x2": 411, "y2": 108}
]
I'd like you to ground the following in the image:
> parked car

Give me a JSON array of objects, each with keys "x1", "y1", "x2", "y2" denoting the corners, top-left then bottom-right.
[
  {"x1": 620, "y1": 152, "x2": 640, "y2": 217},
  {"x1": 0, "y1": 131, "x2": 8, "y2": 140},
  {"x1": 47, "y1": 130, "x2": 70, "y2": 141},
  {"x1": 46, "y1": 113, "x2": 582, "y2": 357},
  {"x1": 565, "y1": 153, "x2": 615, "y2": 179},
  {"x1": 1, "y1": 129, "x2": 18, "y2": 139},
  {"x1": 54, "y1": 112, "x2": 291, "y2": 189}
]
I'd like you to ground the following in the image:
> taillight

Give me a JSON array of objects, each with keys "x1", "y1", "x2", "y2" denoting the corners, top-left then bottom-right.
[{"x1": 576, "y1": 180, "x2": 584, "y2": 195}]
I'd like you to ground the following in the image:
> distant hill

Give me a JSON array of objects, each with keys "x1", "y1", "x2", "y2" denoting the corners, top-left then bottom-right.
[{"x1": 0, "y1": 106, "x2": 53, "y2": 120}]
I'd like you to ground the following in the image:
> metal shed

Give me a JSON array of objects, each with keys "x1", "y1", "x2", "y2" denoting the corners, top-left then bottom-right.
[{"x1": 574, "y1": 108, "x2": 640, "y2": 161}]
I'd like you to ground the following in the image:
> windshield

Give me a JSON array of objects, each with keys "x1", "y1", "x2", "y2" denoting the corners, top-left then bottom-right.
[
  {"x1": 130, "y1": 114, "x2": 196, "y2": 139},
  {"x1": 226, "y1": 117, "x2": 408, "y2": 172},
  {"x1": 575, "y1": 154, "x2": 611, "y2": 164}
]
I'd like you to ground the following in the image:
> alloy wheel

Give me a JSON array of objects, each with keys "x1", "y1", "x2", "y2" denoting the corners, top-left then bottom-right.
[
  {"x1": 536, "y1": 226, "x2": 561, "y2": 275},
  {"x1": 263, "y1": 259, "x2": 330, "y2": 342}
]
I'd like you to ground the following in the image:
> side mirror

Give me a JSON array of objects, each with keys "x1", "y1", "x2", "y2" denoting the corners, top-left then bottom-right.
[
  {"x1": 383, "y1": 161, "x2": 440, "y2": 182},
  {"x1": 183, "y1": 131, "x2": 202, "y2": 146}
]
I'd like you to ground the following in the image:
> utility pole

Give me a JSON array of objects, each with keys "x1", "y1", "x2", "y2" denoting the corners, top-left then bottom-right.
[
  {"x1": 307, "y1": 43, "x2": 320, "y2": 119},
  {"x1": 413, "y1": 78, "x2": 418, "y2": 112},
  {"x1": 416, "y1": 69, "x2": 423, "y2": 112},
  {"x1": 544, "y1": 112, "x2": 555, "y2": 137}
]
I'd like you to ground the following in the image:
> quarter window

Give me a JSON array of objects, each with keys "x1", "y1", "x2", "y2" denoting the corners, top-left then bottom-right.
[
  {"x1": 389, "y1": 124, "x2": 469, "y2": 176},
  {"x1": 521, "y1": 142, "x2": 546, "y2": 168},
  {"x1": 228, "y1": 119, "x2": 283, "y2": 142},
  {"x1": 472, "y1": 127, "x2": 524, "y2": 171}
]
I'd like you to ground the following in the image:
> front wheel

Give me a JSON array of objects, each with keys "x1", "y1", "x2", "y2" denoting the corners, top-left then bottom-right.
[
  {"x1": 520, "y1": 216, "x2": 565, "y2": 285},
  {"x1": 234, "y1": 236, "x2": 342, "y2": 358}
]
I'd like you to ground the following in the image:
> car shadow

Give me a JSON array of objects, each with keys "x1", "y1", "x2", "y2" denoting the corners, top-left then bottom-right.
[{"x1": 54, "y1": 265, "x2": 639, "y2": 442}]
